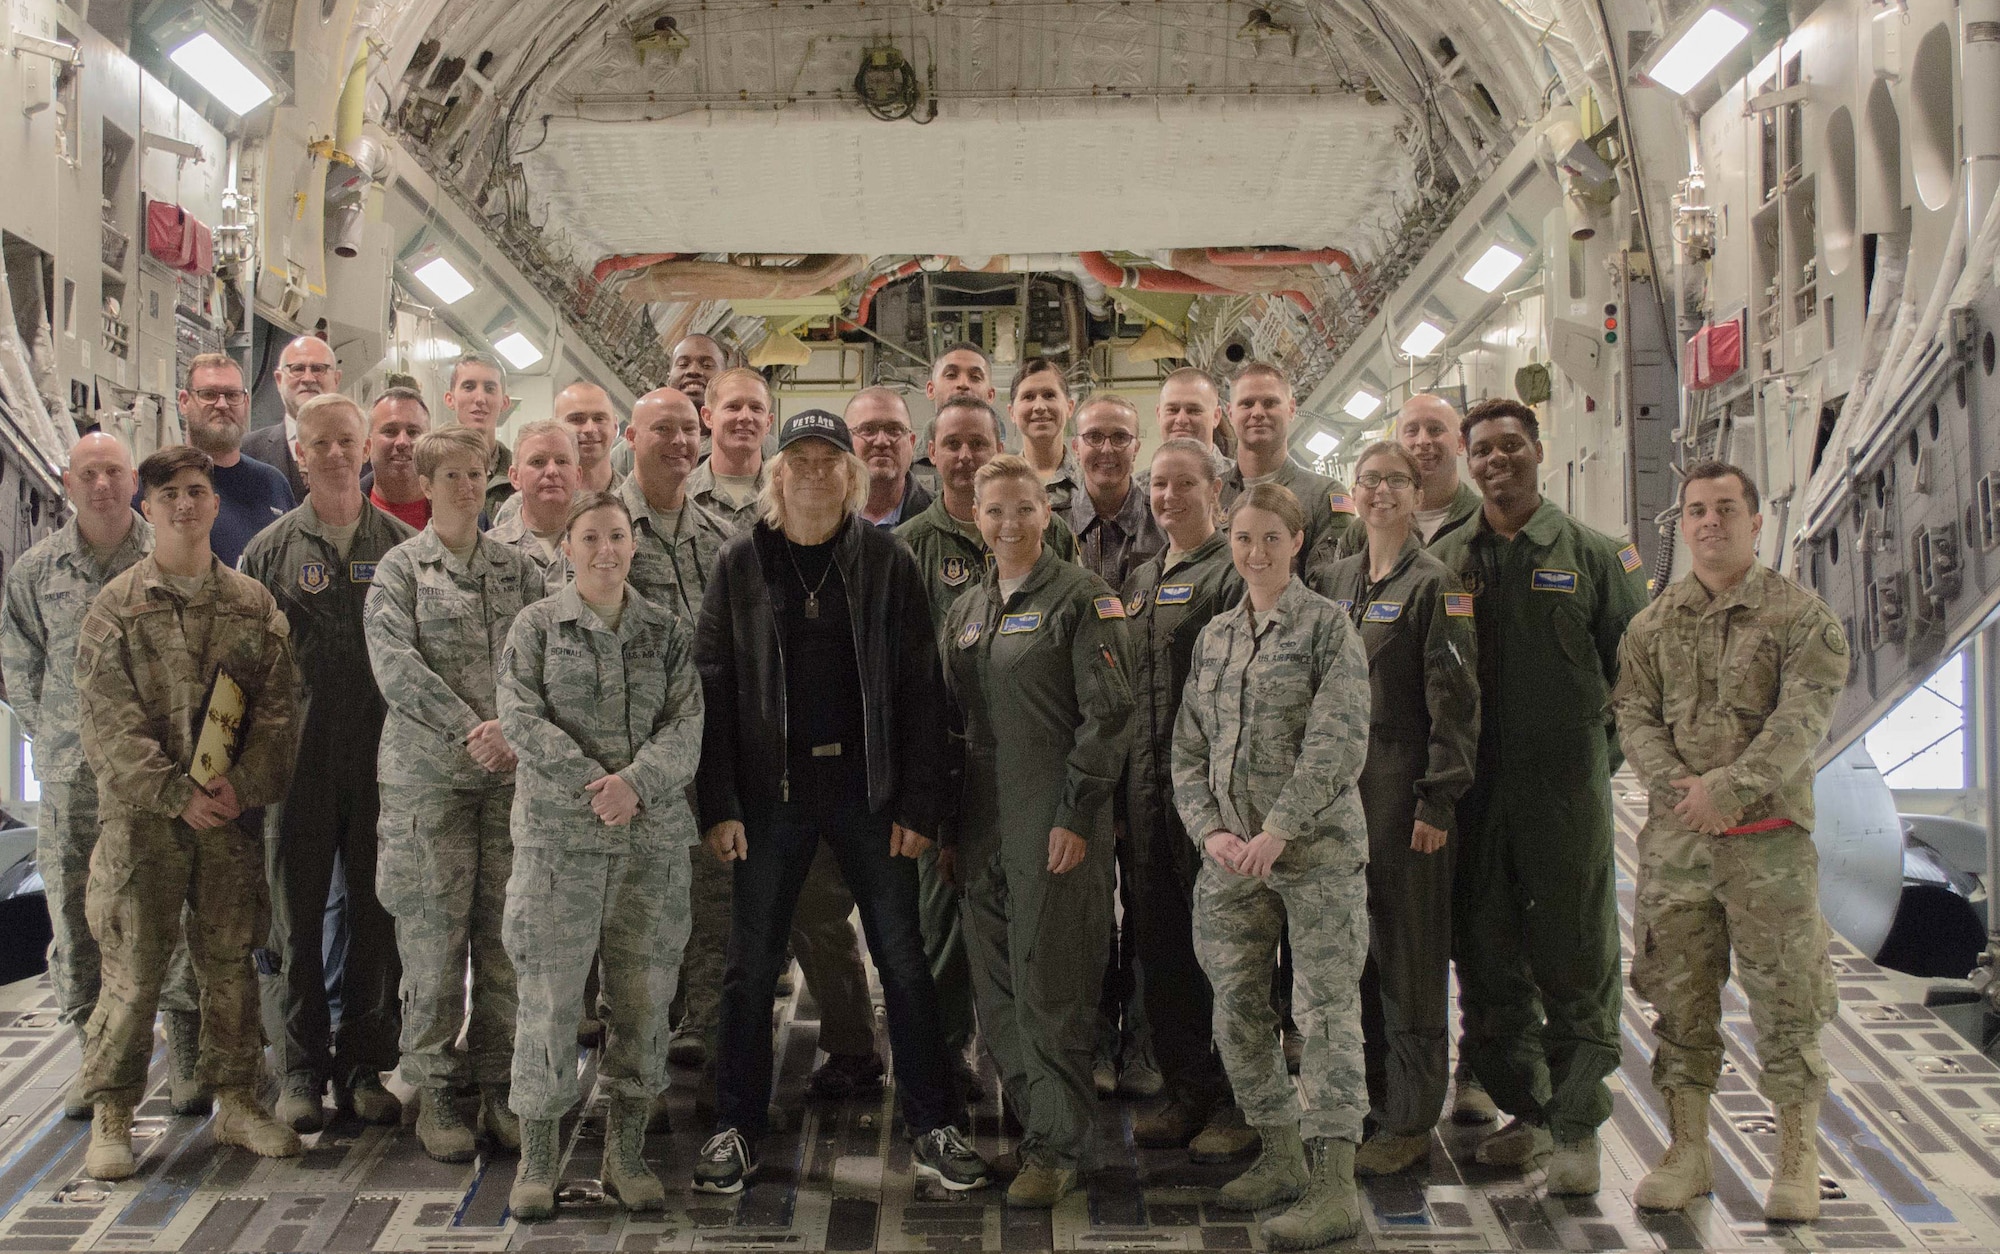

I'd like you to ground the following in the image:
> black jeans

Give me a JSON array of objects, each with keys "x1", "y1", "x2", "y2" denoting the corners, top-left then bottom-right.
[{"x1": 715, "y1": 753, "x2": 959, "y2": 1140}]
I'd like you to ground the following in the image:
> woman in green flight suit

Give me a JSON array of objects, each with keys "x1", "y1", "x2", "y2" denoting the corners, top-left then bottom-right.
[
  {"x1": 940, "y1": 453, "x2": 1133, "y2": 1210},
  {"x1": 1307, "y1": 441, "x2": 1480, "y2": 1177}
]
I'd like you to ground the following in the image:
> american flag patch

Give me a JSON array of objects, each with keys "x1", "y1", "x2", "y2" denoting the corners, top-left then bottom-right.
[
  {"x1": 1329, "y1": 491, "x2": 1357, "y2": 515},
  {"x1": 1444, "y1": 593, "x2": 1474, "y2": 617},
  {"x1": 1094, "y1": 595, "x2": 1126, "y2": 620},
  {"x1": 1618, "y1": 544, "x2": 1643, "y2": 573}
]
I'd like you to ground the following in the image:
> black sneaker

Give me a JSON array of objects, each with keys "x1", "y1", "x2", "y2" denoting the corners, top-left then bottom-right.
[
  {"x1": 805, "y1": 1052, "x2": 885, "y2": 1101},
  {"x1": 913, "y1": 1126, "x2": 991, "y2": 1191},
  {"x1": 693, "y1": 1128, "x2": 758, "y2": 1194}
]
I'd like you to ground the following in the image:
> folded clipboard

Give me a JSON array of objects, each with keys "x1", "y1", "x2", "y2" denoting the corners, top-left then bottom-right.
[{"x1": 190, "y1": 669, "x2": 247, "y2": 787}]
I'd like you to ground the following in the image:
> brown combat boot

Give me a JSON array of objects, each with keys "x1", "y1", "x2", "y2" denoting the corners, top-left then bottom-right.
[
  {"x1": 84, "y1": 1101, "x2": 136, "y2": 1180},
  {"x1": 1634, "y1": 1087, "x2": 1713, "y2": 1210},
  {"x1": 1189, "y1": 1102, "x2": 1261, "y2": 1163},
  {"x1": 161, "y1": 1010, "x2": 211, "y2": 1116},
  {"x1": 212, "y1": 1087, "x2": 304, "y2": 1158},
  {"x1": 1763, "y1": 1098, "x2": 1822, "y2": 1222}
]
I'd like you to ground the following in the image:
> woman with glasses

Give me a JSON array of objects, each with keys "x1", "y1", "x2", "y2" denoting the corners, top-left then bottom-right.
[
  {"x1": 1306, "y1": 441, "x2": 1480, "y2": 1178},
  {"x1": 1172, "y1": 482, "x2": 1370, "y2": 1250}
]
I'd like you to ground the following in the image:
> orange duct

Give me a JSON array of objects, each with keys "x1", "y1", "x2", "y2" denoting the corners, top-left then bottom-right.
[
  {"x1": 1076, "y1": 251, "x2": 1231, "y2": 294},
  {"x1": 1205, "y1": 247, "x2": 1359, "y2": 277},
  {"x1": 620, "y1": 254, "x2": 867, "y2": 303},
  {"x1": 840, "y1": 258, "x2": 924, "y2": 330},
  {"x1": 592, "y1": 252, "x2": 679, "y2": 284}
]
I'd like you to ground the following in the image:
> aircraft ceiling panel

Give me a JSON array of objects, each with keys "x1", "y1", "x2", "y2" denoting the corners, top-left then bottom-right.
[{"x1": 522, "y1": 96, "x2": 1407, "y2": 256}]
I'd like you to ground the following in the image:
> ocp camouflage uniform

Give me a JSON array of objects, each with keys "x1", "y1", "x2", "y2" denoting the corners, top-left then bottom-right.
[
  {"x1": 485, "y1": 510, "x2": 572, "y2": 589},
  {"x1": 941, "y1": 546, "x2": 1132, "y2": 1169},
  {"x1": 364, "y1": 527, "x2": 544, "y2": 1092},
  {"x1": 1, "y1": 514, "x2": 200, "y2": 1038},
  {"x1": 1613, "y1": 562, "x2": 1848, "y2": 1103},
  {"x1": 1172, "y1": 575, "x2": 1371, "y2": 1144},
  {"x1": 496, "y1": 583, "x2": 703, "y2": 1119},
  {"x1": 240, "y1": 501, "x2": 415, "y2": 1094},
  {"x1": 1122, "y1": 531, "x2": 1243, "y2": 1118},
  {"x1": 1430, "y1": 500, "x2": 1647, "y2": 1143},
  {"x1": 1219, "y1": 460, "x2": 1357, "y2": 568},
  {"x1": 1307, "y1": 535, "x2": 1479, "y2": 1138},
  {"x1": 74, "y1": 556, "x2": 301, "y2": 1106},
  {"x1": 894, "y1": 496, "x2": 1079, "y2": 1061}
]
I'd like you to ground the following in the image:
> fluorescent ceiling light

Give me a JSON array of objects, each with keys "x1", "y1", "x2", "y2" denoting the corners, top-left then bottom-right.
[
  {"x1": 1464, "y1": 244, "x2": 1525, "y2": 293},
  {"x1": 1305, "y1": 431, "x2": 1340, "y2": 458},
  {"x1": 1645, "y1": 8, "x2": 1751, "y2": 96},
  {"x1": 1400, "y1": 320, "x2": 1447, "y2": 357},
  {"x1": 412, "y1": 256, "x2": 475, "y2": 305},
  {"x1": 493, "y1": 331, "x2": 543, "y2": 370},
  {"x1": 168, "y1": 33, "x2": 274, "y2": 115},
  {"x1": 1342, "y1": 389, "x2": 1383, "y2": 420}
]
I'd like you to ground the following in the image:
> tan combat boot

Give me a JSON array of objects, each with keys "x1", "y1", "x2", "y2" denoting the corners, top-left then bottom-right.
[
  {"x1": 1261, "y1": 1137, "x2": 1361, "y2": 1249},
  {"x1": 212, "y1": 1088, "x2": 304, "y2": 1158},
  {"x1": 481, "y1": 1087, "x2": 521, "y2": 1149},
  {"x1": 1763, "y1": 1097, "x2": 1822, "y2": 1223},
  {"x1": 603, "y1": 1097, "x2": 666, "y2": 1211},
  {"x1": 161, "y1": 1010, "x2": 211, "y2": 1116},
  {"x1": 1634, "y1": 1088, "x2": 1714, "y2": 1210},
  {"x1": 1215, "y1": 1122, "x2": 1308, "y2": 1211},
  {"x1": 509, "y1": 1118, "x2": 561, "y2": 1222},
  {"x1": 1189, "y1": 1102, "x2": 1261, "y2": 1163},
  {"x1": 1476, "y1": 1116, "x2": 1552, "y2": 1167},
  {"x1": 1133, "y1": 1099, "x2": 1200, "y2": 1149},
  {"x1": 84, "y1": 1101, "x2": 136, "y2": 1180},
  {"x1": 1545, "y1": 1131, "x2": 1601, "y2": 1195},
  {"x1": 1005, "y1": 1158, "x2": 1079, "y2": 1207},
  {"x1": 1354, "y1": 1131, "x2": 1431, "y2": 1176},
  {"x1": 416, "y1": 1089, "x2": 476, "y2": 1162}
]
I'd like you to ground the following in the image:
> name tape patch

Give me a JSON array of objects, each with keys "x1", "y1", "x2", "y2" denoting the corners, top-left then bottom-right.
[
  {"x1": 350, "y1": 561, "x2": 377, "y2": 584},
  {"x1": 1444, "y1": 592, "x2": 1475, "y2": 617},
  {"x1": 999, "y1": 611, "x2": 1043, "y2": 635},
  {"x1": 1363, "y1": 600, "x2": 1403, "y2": 623},
  {"x1": 1155, "y1": 583, "x2": 1194, "y2": 605},
  {"x1": 1094, "y1": 595, "x2": 1126, "y2": 620},
  {"x1": 1531, "y1": 568, "x2": 1579, "y2": 593}
]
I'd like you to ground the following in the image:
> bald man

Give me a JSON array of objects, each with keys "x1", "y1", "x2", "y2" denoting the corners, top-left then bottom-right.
[
  {"x1": 614, "y1": 335, "x2": 726, "y2": 478},
  {"x1": 244, "y1": 336, "x2": 340, "y2": 500},
  {"x1": 4, "y1": 433, "x2": 205, "y2": 1119}
]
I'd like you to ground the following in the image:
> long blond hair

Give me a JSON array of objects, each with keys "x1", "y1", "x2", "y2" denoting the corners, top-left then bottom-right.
[{"x1": 757, "y1": 445, "x2": 868, "y2": 529}]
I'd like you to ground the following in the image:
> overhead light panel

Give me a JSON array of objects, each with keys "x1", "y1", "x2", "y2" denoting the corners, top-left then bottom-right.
[
  {"x1": 1305, "y1": 431, "x2": 1340, "y2": 458},
  {"x1": 1644, "y1": 7, "x2": 1751, "y2": 96},
  {"x1": 493, "y1": 331, "x2": 543, "y2": 370},
  {"x1": 1342, "y1": 389, "x2": 1383, "y2": 420},
  {"x1": 412, "y1": 256, "x2": 475, "y2": 305},
  {"x1": 1400, "y1": 320, "x2": 1447, "y2": 358},
  {"x1": 168, "y1": 32, "x2": 275, "y2": 115},
  {"x1": 1463, "y1": 244, "x2": 1525, "y2": 293}
]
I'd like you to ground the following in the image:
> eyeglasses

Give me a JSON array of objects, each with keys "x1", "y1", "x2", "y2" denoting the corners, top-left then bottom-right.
[
  {"x1": 1078, "y1": 430, "x2": 1137, "y2": 449},
  {"x1": 1355, "y1": 472, "x2": 1415, "y2": 490},
  {"x1": 282, "y1": 362, "x2": 335, "y2": 377},
  {"x1": 851, "y1": 424, "x2": 912, "y2": 442},
  {"x1": 190, "y1": 387, "x2": 250, "y2": 405}
]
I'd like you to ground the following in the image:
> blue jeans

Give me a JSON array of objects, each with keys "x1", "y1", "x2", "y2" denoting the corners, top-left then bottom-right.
[{"x1": 715, "y1": 754, "x2": 959, "y2": 1139}]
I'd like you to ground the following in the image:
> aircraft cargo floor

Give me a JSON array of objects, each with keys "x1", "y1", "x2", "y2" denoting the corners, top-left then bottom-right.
[{"x1": 0, "y1": 786, "x2": 1996, "y2": 1252}]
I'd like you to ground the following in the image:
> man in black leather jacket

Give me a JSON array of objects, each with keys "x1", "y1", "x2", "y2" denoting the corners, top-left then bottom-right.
[{"x1": 690, "y1": 410, "x2": 989, "y2": 1196}]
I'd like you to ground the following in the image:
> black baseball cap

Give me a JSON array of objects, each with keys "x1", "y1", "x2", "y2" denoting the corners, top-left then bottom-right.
[{"x1": 776, "y1": 409, "x2": 853, "y2": 454}]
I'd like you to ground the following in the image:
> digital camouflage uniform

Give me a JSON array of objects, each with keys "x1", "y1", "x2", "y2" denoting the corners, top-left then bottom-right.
[
  {"x1": 1307, "y1": 535, "x2": 1479, "y2": 1138},
  {"x1": 1, "y1": 514, "x2": 200, "y2": 1035},
  {"x1": 1219, "y1": 460, "x2": 1358, "y2": 569},
  {"x1": 684, "y1": 460, "x2": 764, "y2": 533},
  {"x1": 1039, "y1": 449, "x2": 1084, "y2": 515},
  {"x1": 1429, "y1": 499, "x2": 1647, "y2": 1143},
  {"x1": 487, "y1": 469, "x2": 625, "y2": 532},
  {"x1": 496, "y1": 583, "x2": 703, "y2": 1120},
  {"x1": 240, "y1": 500, "x2": 415, "y2": 1092},
  {"x1": 485, "y1": 510, "x2": 572, "y2": 589},
  {"x1": 1172, "y1": 575, "x2": 1371, "y2": 1144},
  {"x1": 941, "y1": 546, "x2": 1133, "y2": 1169},
  {"x1": 1121, "y1": 531, "x2": 1243, "y2": 1116},
  {"x1": 894, "y1": 496, "x2": 1079, "y2": 1058},
  {"x1": 1613, "y1": 562, "x2": 1848, "y2": 1104},
  {"x1": 364, "y1": 527, "x2": 544, "y2": 1091},
  {"x1": 74, "y1": 556, "x2": 302, "y2": 1106}
]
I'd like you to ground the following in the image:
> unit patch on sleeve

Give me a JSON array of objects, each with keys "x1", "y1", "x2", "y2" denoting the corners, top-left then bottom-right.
[
  {"x1": 1093, "y1": 595, "x2": 1126, "y2": 620},
  {"x1": 1618, "y1": 543, "x2": 1643, "y2": 573},
  {"x1": 1531, "y1": 569, "x2": 1579, "y2": 593}
]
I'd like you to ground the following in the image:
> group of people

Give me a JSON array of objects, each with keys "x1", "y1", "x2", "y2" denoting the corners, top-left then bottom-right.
[{"x1": 0, "y1": 329, "x2": 1852, "y2": 1247}]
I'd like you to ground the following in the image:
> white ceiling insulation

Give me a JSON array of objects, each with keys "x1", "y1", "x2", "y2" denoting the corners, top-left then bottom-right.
[{"x1": 522, "y1": 95, "x2": 1409, "y2": 255}]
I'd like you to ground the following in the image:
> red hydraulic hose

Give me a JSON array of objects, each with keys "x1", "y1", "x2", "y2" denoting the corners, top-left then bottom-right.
[
  {"x1": 840, "y1": 259, "x2": 924, "y2": 331},
  {"x1": 1206, "y1": 247, "x2": 1359, "y2": 278},
  {"x1": 1076, "y1": 251, "x2": 1231, "y2": 294}
]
